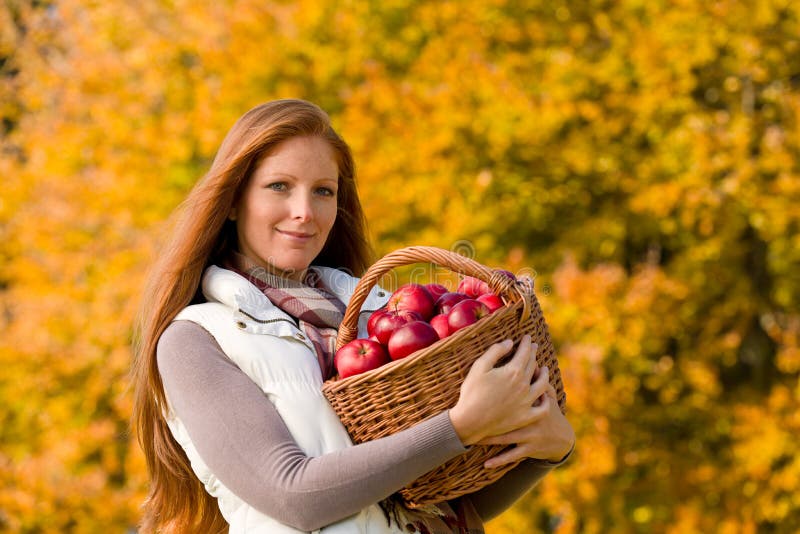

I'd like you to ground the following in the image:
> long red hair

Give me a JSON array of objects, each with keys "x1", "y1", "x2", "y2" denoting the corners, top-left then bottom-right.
[{"x1": 131, "y1": 99, "x2": 372, "y2": 532}]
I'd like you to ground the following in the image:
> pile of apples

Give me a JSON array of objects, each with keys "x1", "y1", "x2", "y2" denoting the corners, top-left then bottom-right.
[{"x1": 334, "y1": 274, "x2": 511, "y2": 378}]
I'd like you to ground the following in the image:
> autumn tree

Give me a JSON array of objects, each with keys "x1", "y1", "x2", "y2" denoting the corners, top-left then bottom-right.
[{"x1": 0, "y1": 1, "x2": 798, "y2": 532}]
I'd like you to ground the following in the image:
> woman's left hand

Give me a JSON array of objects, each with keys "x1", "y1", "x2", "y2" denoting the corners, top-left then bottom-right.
[{"x1": 477, "y1": 375, "x2": 575, "y2": 469}]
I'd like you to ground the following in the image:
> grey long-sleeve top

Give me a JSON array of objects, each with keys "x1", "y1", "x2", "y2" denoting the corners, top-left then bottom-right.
[{"x1": 156, "y1": 320, "x2": 566, "y2": 531}]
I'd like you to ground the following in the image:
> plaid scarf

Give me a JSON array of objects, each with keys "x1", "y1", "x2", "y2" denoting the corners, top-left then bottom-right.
[
  {"x1": 223, "y1": 253, "x2": 346, "y2": 380},
  {"x1": 388, "y1": 498, "x2": 484, "y2": 534}
]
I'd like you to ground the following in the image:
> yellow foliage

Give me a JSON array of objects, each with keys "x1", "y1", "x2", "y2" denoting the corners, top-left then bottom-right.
[{"x1": 1, "y1": 0, "x2": 799, "y2": 531}]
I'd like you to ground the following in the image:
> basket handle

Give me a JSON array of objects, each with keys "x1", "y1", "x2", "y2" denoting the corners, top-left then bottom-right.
[{"x1": 336, "y1": 246, "x2": 532, "y2": 350}]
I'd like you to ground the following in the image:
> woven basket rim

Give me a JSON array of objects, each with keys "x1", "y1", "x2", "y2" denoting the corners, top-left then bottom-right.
[
  {"x1": 323, "y1": 289, "x2": 532, "y2": 392},
  {"x1": 335, "y1": 246, "x2": 533, "y2": 351}
]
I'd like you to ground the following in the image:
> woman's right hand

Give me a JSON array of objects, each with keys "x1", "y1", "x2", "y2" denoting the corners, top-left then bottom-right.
[{"x1": 448, "y1": 335, "x2": 551, "y2": 446}]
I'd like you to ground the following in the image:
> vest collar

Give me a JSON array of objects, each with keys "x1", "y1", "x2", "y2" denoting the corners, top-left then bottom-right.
[
  {"x1": 311, "y1": 266, "x2": 391, "y2": 313},
  {"x1": 200, "y1": 265, "x2": 391, "y2": 332}
]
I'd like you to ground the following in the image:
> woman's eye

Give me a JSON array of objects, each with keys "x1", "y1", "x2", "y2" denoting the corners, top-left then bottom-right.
[
  {"x1": 316, "y1": 187, "x2": 336, "y2": 197},
  {"x1": 267, "y1": 182, "x2": 287, "y2": 191}
]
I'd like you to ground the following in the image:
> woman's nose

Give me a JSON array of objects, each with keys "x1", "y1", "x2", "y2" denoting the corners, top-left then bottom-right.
[{"x1": 290, "y1": 191, "x2": 314, "y2": 221}]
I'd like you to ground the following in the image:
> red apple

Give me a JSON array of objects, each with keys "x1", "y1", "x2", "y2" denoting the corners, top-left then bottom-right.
[
  {"x1": 447, "y1": 299, "x2": 491, "y2": 333},
  {"x1": 387, "y1": 283, "x2": 435, "y2": 320},
  {"x1": 424, "y1": 283, "x2": 449, "y2": 302},
  {"x1": 366, "y1": 308, "x2": 390, "y2": 338},
  {"x1": 396, "y1": 309, "x2": 423, "y2": 323},
  {"x1": 434, "y1": 292, "x2": 470, "y2": 315},
  {"x1": 457, "y1": 276, "x2": 491, "y2": 298},
  {"x1": 372, "y1": 310, "x2": 422, "y2": 345},
  {"x1": 477, "y1": 293, "x2": 504, "y2": 313},
  {"x1": 429, "y1": 314, "x2": 451, "y2": 339},
  {"x1": 335, "y1": 338, "x2": 390, "y2": 378},
  {"x1": 387, "y1": 320, "x2": 440, "y2": 360}
]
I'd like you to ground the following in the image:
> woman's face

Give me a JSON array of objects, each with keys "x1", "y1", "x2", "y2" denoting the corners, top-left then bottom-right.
[{"x1": 231, "y1": 135, "x2": 339, "y2": 281}]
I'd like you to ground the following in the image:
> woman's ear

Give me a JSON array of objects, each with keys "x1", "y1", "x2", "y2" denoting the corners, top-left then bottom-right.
[{"x1": 228, "y1": 206, "x2": 237, "y2": 221}]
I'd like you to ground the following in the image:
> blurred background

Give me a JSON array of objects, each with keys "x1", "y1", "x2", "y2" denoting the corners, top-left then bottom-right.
[{"x1": 1, "y1": 0, "x2": 799, "y2": 532}]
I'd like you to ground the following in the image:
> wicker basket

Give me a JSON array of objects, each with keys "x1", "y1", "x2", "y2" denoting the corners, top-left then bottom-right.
[{"x1": 322, "y1": 246, "x2": 566, "y2": 508}]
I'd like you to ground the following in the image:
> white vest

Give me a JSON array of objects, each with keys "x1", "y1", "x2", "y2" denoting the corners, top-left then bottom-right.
[{"x1": 165, "y1": 265, "x2": 404, "y2": 533}]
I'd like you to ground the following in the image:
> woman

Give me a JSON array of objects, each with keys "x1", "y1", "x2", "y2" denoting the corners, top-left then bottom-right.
[{"x1": 131, "y1": 99, "x2": 574, "y2": 533}]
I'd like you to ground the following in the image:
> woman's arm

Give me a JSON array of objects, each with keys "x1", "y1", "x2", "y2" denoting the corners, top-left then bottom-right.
[
  {"x1": 464, "y1": 348, "x2": 575, "y2": 522},
  {"x1": 465, "y1": 446, "x2": 573, "y2": 522},
  {"x1": 157, "y1": 320, "x2": 467, "y2": 531}
]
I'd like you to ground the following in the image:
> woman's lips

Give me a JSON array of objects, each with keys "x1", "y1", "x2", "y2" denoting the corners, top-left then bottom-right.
[{"x1": 277, "y1": 229, "x2": 315, "y2": 241}]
